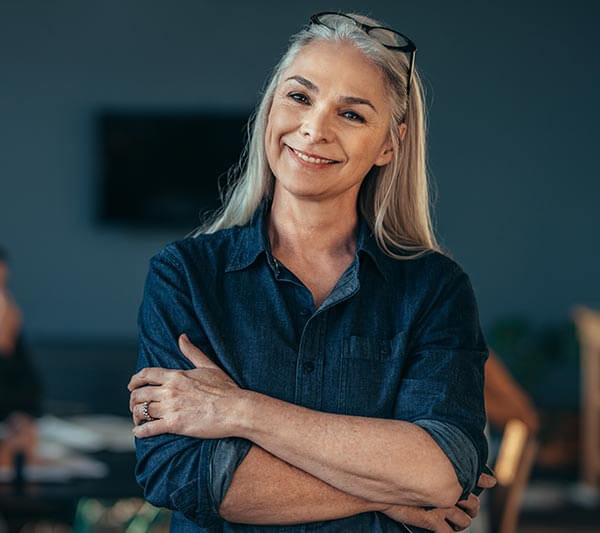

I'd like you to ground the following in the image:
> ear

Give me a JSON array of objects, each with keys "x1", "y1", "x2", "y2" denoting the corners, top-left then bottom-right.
[{"x1": 373, "y1": 123, "x2": 407, "y2": 167}]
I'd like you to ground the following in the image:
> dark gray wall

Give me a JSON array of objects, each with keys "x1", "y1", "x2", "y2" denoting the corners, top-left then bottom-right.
[{"x1": 1, "y1": 1, "x2": 598, "y2": 341}]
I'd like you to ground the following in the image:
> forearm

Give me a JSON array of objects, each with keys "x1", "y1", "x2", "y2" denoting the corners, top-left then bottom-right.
[
  {"x1": 236, "y1": 391, "x2": 462, "y2": 509},
  {"x1": 219, "y1": 443, "x2": 389, "y2": 524}
]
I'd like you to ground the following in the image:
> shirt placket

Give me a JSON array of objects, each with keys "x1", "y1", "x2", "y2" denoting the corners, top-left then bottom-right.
[{"x1": 271, "y1": 253, "x2": 362, "y2": 412}]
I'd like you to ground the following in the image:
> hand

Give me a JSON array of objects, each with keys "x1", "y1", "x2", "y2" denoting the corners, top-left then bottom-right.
[
  {"x1": 128, "y1": 334, "x2": 246, "y2": 439},
  {"x1": 382, "y1": 471, "x2": 496, "y2": 532},
  {"x1": 0, "y1": 290, "x2": 22, "y2": 355},
  {"x1": 382, "y1": 503, "x2": 471, "y2": 533}
]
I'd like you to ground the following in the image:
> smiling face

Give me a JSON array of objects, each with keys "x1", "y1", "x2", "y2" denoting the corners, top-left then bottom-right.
[{"x1": 265, "y1": 40, "x2": 396, "y2": 204}]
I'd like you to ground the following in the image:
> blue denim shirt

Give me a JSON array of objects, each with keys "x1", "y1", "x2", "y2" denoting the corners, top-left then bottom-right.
[{"x1": 134, "y1": 197, "x2": 489, "y2": 532}]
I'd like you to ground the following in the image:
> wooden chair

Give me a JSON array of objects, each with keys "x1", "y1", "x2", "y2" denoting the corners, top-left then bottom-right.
[
  {"x1": 572, "y1": 305, "x2": 600, "y2": 486},
  {"x1": 488, "y1": 418, "x2": 538, "y2": 533}
]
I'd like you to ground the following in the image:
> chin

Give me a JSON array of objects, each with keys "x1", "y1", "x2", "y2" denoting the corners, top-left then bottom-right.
[{"x1": 273, "y1": 174, "x2": 328, "y2": 200}]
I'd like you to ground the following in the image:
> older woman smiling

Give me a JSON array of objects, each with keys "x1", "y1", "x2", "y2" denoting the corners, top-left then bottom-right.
[{"x1": 128, "y1": 11, "x2": 495, "y2": 533}]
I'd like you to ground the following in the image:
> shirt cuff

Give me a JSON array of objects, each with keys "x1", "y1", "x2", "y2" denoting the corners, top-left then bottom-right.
[
  {"x1": 210, "y1": 437, "x2": 254, "y2": 513},
  {"x1": 413, "y1": 418, "x2": 479, "y2": 502}
]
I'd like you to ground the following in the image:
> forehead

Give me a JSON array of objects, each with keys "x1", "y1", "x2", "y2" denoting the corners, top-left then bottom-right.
[{"x1": 281, "y1": 40, "x2": 389, "y2": 103}]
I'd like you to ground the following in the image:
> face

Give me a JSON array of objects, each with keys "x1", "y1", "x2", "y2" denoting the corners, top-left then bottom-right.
[{"x1": 265, "y1": 40, "x2": 398, "y2": 203}]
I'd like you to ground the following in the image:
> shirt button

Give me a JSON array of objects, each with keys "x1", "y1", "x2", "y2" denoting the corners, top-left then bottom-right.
[
  {"x1": 300, "y1": 308, "x2": 311, "y2": 317},
  {"x1": 302, "y1": 361, "x2": 315, "y2": 374}
]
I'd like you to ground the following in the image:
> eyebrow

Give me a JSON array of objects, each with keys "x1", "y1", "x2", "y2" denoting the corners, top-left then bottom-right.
[{"x1": 284, "y1": 75, "x2": 378, "y2": 114}]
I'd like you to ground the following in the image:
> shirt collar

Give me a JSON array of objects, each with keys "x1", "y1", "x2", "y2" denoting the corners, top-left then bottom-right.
[
  {"x1": 224, "y1": 197, "x2": 273, "y2": 273},
  {"x1": 224, "y1": 196, "x2": 390, "y2": 281}
]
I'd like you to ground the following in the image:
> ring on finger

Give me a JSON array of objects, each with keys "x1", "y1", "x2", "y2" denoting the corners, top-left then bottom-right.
[{"x1": 142, "y1": 401, "x2": 154, "y2": 422}]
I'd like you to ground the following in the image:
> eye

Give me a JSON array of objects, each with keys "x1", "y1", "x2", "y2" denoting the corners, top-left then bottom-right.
[
  {"x1": 341, "y1": 110, "x2": 365, "y2": 123},
  {"x1": 288, "y1": 92, "x2": 310, "y2": 104}
]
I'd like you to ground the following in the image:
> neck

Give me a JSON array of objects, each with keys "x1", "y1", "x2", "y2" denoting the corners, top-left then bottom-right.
[{"x1": 267, "y1": 185, "x2": 360, "y2": 263}]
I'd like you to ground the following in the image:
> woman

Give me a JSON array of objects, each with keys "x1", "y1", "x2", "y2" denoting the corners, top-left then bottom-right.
[{"x1": 128, "y1": 12, "x2": 496, "y2": 533}]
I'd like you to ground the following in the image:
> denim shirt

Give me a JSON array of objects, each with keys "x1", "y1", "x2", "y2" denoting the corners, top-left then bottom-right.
[{"x1": 134, "y1": 198, "x2": 489, "y2": 532}]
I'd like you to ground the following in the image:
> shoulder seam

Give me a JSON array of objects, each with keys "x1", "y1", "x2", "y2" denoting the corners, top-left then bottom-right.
[{"x1": 156, "y1": 246, "x2": 186, "y2": 277}]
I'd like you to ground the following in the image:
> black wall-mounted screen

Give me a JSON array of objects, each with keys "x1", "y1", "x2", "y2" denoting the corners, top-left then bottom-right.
[{"x1": 97, "y1": 111, "x2": 250, "y2": 230}]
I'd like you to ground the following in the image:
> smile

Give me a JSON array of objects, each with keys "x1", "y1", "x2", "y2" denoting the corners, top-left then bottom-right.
[{"x1": 286, "y1": 145, "x2": 339, "y2": 165}]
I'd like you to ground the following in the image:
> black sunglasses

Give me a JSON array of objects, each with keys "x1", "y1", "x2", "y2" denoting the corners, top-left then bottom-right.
[{"x1": 308, "y1": 12, "x2": 417, "y2": 98}]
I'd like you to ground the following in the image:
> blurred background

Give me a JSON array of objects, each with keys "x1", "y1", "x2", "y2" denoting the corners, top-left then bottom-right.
[{"x1": 0, "y1": 1, "x2": 599, "y2": 532}]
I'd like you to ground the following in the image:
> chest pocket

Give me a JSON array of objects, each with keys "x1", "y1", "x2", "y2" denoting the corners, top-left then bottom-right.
[{"x1": 339, "y1": 333, "x2": 406, "y2": 417}]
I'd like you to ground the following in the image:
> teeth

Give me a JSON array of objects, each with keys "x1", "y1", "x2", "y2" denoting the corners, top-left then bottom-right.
[{"x1": 291, "y1": 147, "x2": 336, "y2": 164}]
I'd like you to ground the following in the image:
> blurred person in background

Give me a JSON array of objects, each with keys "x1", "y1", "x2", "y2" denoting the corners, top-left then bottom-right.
[{"x1": 0, "y1": 247, "x2": 41, "y2": 466}]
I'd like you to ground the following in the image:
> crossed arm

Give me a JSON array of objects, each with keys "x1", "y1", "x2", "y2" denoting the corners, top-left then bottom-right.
[
  {"x1": 130, "y1": 335, "x2": 492, "y2": 530},
  {"x1": 220, "y1": 443, "x2": 492, "y2": 530},
  {"x1": 131, "y1": 253, "x2": 493, "y2": 530},
  {"x1": 219, "y1": 444, "x2": 389, "y2": 524}
]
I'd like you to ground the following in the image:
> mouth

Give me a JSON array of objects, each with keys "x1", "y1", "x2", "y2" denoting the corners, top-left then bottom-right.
[{"x1": 286, "y1": 145, "x2": 340, "y2": 166}]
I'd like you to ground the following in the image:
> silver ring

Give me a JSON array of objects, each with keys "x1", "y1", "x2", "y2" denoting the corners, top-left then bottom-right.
[{"x1": 142, "y1": 401, "x2": 153, "y2": 421}]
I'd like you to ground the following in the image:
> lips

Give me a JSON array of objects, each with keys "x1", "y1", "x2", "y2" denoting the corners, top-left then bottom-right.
[{"x1": 286, "y1": 145, "x2": 340, "y2": 164}]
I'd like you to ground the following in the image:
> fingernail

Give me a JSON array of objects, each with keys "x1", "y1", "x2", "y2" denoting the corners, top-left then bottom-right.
[{"x1": 181, "y1": 333, "x2": 188, "y2": 342}]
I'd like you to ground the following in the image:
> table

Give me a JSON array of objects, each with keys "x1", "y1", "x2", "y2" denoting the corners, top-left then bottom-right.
[{"x1": 0, "y1": 451, "x2": 142, "y2": 532}]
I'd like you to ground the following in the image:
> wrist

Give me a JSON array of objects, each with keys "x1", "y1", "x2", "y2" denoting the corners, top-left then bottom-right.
[
  {"x1": 231, "y1": 388, "x2": 261, "y2": 439},
  {"x1": 369, "y1": 501, "x2": 393, "y2": 513}
]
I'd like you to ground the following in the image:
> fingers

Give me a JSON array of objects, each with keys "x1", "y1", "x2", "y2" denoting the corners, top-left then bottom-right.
[
  {"x1": 129, "y1": 386, "x2": 162, "y2": 413},
  {"x1": 178, "y1": 333, "x2": 215, "y2": 369},
  {"x1": 445, "y1": 506, "x2": 472, "y2": 531},
  {"x1": 132, "y1": 400, "x2": 163, "y2": 426},
  {"x1": 456, "y1": 493, "x2": 480, "y2": 518},
  {"x1": 427, "y1": 512, "x2": 454, "y2": 533},
  {"x1": 128, "y1": 368, "x2": 172, "y2": 391},
  {"x1": 477, "y1": 472, "x2": 497, "y2": 489},
  {"x1": 132, "y1": 417, "x2": 171, "y2": 439},
  {"x1": 128, "y1": 335, "x2": 219, "y2": 393}
]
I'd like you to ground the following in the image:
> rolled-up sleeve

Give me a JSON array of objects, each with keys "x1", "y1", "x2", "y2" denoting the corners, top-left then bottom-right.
[
  {"x1": 394, "y1": 262, "x2": 489, "y2": 502},
  {"x1": 413, "y1": 419, "x2": 479, "y2": 501},
  {"x1": 134, "y1": 248, "x2": 252, "y2": 527}
]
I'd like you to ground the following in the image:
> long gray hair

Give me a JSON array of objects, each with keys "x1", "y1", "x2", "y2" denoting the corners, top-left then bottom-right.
[{"x1": 191, "y1": 12, "x2": 441, "y2": 259}]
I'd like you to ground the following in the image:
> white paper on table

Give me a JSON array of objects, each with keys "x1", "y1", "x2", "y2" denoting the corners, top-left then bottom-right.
[
  {"x1": 66, "y1": 415, "x2": 135, "y2": 452},
  {"x1": 37, "y1": 414, "x2": 135, "y2": 452},
  {"x1": 0, "y1": 445, "x2": 108, "y2": 483},
  {"x1": 0, "y1": 414, "x2": 135, "y2": 483},
  {"x1": 38, "y1": 415, "x2": 105, "y2": 452}
]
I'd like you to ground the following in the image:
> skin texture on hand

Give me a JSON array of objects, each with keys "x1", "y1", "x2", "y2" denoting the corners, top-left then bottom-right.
[{"x1": 128, "y1": 334, "x2": 245, "y2": 437}]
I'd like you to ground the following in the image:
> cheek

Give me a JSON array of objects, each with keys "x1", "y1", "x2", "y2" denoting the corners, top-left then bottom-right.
[
  {"x1": 267, "y1": 109, "x2": 295, "y2": 156},
  {"x1": 264, "y1": 113, "x2": 286, "y2": 172},
  {"x1": 352, "y1": 133, "x2": 387, "y2": 165},
  {"x1": 345, "y1": 136, "x2": 373, "y2": 163},
  {"x1": 270, "y1": 102, "x2": 300, "y2": 136}
]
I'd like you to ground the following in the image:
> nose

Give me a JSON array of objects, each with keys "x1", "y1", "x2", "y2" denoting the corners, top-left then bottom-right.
[{"x1": 299, "y1": 105, "x2": 334, "y2": 143}]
